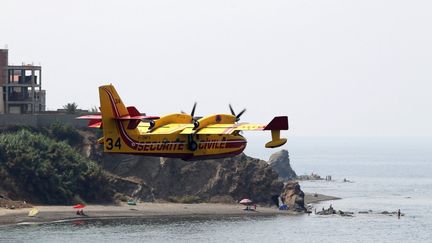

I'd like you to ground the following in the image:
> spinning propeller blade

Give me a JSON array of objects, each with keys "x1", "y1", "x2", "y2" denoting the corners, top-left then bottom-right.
[
  {"x1": 229, "y1": 104, "x2": 246, "y2": 122},
  {"x1": 191, "y1": 102, "x2": 197, "y2": 117}
]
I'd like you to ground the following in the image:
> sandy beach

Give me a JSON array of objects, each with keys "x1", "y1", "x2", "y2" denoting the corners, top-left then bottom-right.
[
  {"x1": 0, "y1": 193, "x2": 338, "y2": 226},
  {"x1": 0, "y1": 203, "x2": 295, "y2": 226}
]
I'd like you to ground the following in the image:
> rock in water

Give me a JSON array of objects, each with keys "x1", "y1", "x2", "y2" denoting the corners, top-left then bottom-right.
[
  {"x1": 102, "y1": 153, "x2": 283, "y2": 204},
  {"x1": 280, "y1": 181, "x2": 305, "y2": 211},
  {"x1": 268, "y1": 150, "x2": 297, "y2": 180}
]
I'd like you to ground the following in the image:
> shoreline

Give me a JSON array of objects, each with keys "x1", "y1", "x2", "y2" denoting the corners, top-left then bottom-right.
[
  {"x1": 0, "y1": 203, "x2": 296, "y2": 226},
  {"x1": 304, "y1": 193, "x2": 341, "y2": 204},
  {"x1": 0, "y1": 194, "x2": 339, "y2": 226}
]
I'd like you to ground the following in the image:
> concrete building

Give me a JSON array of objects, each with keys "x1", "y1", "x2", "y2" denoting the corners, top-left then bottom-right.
[
  {"x1": 0, "y1": 49, "x2": 46, "y2": 114},
  {"x1": 0, "y1": 49, "x2": 7, "y2": 114}
]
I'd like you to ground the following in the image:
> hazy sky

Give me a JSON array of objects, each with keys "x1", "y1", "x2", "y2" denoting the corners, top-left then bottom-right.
[{"x1": 2, "y1": 0, "x2": 432, "y2": 138}]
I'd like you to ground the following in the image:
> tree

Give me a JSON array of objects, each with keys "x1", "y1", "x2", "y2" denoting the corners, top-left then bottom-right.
[
  {"x1": 90, "y1": 106, "x2": 99, "y2": 113},
  {"x1": 50, "y1": 122, "x2": 83, "y2": 146},
  {"x1": 63, "y1": 102, "x2": 78, "y2": 114}
]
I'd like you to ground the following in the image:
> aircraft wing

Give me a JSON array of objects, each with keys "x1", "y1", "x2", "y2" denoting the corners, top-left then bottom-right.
[
  {"x1": 179, "y1": 116, "x2": 288, "y2": 135},
  {"x1": 180, "y1": 123, "x2": 265, "y2": 135},
  {"x1": 145, "y1": 123, "x2": 193, "y2": 134}
]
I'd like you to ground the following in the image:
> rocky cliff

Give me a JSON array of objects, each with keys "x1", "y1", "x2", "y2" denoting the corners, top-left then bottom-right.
[
  {"x1": 0, "y1": 126, "x2": 303, "y2": 207},
  {"x1": 268, "y1": 150, "x2": 297, "y2": 180},
  {"x1": 101, "y1": 153, "x2": 283, "y2": 204},
  {"x1": 280, "y1": 181, "x2": 305, "y2": 211}
]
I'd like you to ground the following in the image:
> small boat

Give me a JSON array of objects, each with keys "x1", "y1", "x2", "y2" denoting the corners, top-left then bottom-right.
[{"x1": 28, "y1": 208, "x2": 39, "y2": 217}]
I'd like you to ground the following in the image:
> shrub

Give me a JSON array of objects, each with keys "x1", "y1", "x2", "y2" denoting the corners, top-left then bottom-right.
[
  {"x1": 50, "y1": 122, "x2": 83, "y2": 146},
  {"x1": 0, "y1": 129, "x2": 113, "y2": 204},
  {"x1": 167, "y1": 195, "x2": 202, "y2": 204}
]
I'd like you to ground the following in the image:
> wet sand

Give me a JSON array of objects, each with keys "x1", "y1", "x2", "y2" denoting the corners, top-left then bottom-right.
[{"x1": 0, "y1": 194, "x2": 338, "y2": 226}]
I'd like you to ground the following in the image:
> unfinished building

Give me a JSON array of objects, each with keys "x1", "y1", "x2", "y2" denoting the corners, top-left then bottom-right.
[{"x1": 0, "y1": 49, "x2": 46, "y2": 114}]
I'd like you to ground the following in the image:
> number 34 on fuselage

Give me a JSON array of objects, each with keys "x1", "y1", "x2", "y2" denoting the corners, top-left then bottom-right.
[{"x1": 77, "y1": 84, "x2": 289, "y2": 161}]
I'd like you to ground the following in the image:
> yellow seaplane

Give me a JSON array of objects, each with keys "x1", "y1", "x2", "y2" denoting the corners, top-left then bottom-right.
[{"x1": 78, "y1": 85, "x2": 289, "y2": 160}]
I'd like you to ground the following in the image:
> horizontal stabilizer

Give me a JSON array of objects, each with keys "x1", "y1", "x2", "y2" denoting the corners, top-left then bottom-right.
[
  {"x1": 77, "y1": 111, "x2": 159, "y2": 129},
  {"x1": 76, "y1": 114, "x2": 102, "y2": 120},
  {"x1": 88, "y1": 119, "x2": 102, "y2": 128},
  {"x1": 77, "y1": 113, "x2": 159, "y2": 121},
  {"x1": 127, "y1": 106, "x2": 140, "y2": 117}
]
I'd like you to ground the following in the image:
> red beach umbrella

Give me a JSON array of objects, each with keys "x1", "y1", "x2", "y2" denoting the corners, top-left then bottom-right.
[
  {"x1": 239, "y1": 199, "x2": 253, "y2": 205},
  {"x1": 73, "y1": 204, "x2": 86, "y2": 209}
]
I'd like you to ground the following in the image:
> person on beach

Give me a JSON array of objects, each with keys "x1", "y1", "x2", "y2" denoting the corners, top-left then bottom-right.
[{"x1": 398, "y1": 209, "x2": 401, "y2": 219}]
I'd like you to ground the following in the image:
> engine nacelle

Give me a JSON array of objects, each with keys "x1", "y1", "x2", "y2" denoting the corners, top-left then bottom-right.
[
  {"x1": 194, "y1": 114, "x2": 237, "y2": 130},
  {"x1": 149, "y1": 113, "x2": 192, "y2": 130}
]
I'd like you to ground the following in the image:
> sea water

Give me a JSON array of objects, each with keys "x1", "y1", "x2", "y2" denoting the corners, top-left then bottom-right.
[{"x1": 1, "y1": 137, "x2": 431, "y2": 243}]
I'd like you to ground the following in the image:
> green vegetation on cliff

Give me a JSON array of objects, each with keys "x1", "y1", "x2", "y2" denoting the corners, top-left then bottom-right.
[{"x1": 0, "y1": 129, "x2": 112, "y2": 204}]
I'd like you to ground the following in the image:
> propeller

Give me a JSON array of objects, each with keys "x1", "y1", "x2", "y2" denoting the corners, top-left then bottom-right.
[
  {"x1": 229, "y1": 104, "x2": 246, "y2": 122},
  {"x1": 181, "y1": 102, "x2": 197, "y2": 115},
  {"x1": 191, "y1": 102, "x2": 197, "y2": 118},
  {"x1": 182, "y1": 102, "x2": 201, "y2": 125}
]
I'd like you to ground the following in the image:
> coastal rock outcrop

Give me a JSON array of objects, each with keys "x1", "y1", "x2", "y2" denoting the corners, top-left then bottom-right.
[
  {"x1": 0, "y1": 126, "x2": 289, "y2": 206},
  {"x1": 109, "y1": 176, "x2": 155, "y2": 202},
  {"x1": 101, "y1": 153, "x2": 283, "y2": 204},
  {"x1": 280, "y1": 181, "x2": 305, "y2": 211},
  {"x1": 268, "y1": 150, "x2": 297, "y2": 180}
]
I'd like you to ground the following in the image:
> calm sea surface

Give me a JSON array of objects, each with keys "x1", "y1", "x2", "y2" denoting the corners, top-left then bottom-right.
[{"x1": 1, "y1": 137, "x2": 431, "y2": 242}]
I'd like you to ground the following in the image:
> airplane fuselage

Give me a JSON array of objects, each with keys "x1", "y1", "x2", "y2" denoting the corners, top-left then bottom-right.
[
  {"x1": 103, "y1": 120, "x2": 246, "y2": 160},
  {"x1": 80, "y1": 84, "x2": 288, "y2": 160}
]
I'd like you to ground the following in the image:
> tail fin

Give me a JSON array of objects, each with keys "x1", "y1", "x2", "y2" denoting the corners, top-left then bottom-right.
[
  {"x1": 264, "y1": 116, "x2": 288, "y2": 148},
  {"x1": 99, "y1": 84, "x2": 131, "y2": 152}
]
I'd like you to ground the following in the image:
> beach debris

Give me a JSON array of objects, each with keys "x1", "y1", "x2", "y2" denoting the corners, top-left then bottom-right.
[
  {"x1": 316, "y1": 205, "x2": 353, "y2": 217},
  {"x1": 28, "y1": 208, "x2": 39, "y2": 217},
  {"x1": 358, "y1": 210, "x2": 372, "y2": 214},
  {"x1": 379, "y1": 210, "x2": 405, "y2": 217},
  {"x1": 355, "y1": 210, "x2": 406, "y2": 217}
]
